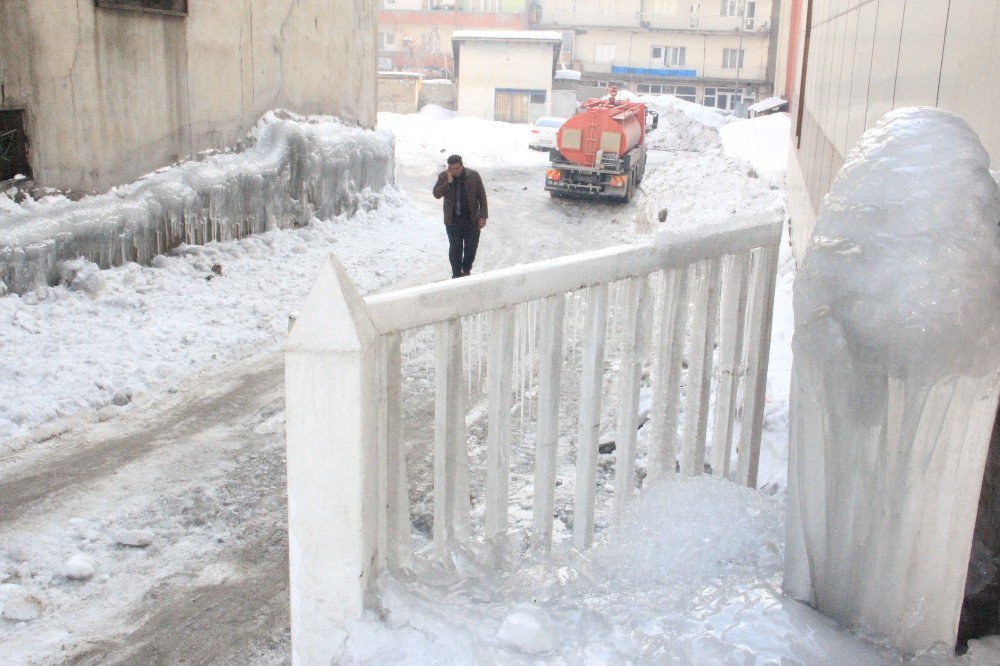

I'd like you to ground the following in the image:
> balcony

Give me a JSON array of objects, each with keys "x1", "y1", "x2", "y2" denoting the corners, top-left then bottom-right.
[{"x1": 576, "y1": 61, "x2": 767, "y2": 83}]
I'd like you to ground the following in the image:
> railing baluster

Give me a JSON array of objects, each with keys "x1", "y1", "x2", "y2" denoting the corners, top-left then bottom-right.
[
  {"x1": 710, "y1": 253, "x2": 751, "y2": 480},
  {"x1": 485, "y1": 307, "x2": 515, "y2": 539},
  {"x1": 573, "y1": 284, "x2": 609, "y2": 550},
  {"x1": 736, "y1": 245, "x2": 779, "y2": 488},
  {"x1": 433, "y1": 318, "x2": 470, "y2": 554},
  {"x1": 383, "y1": 333, "x2": 412, "y2": 569},
  {"x1": 650, "y1": 267, "x2": 690, "y2": 476},
  {"x1": 613, "y1": 276, "x2": 652, "y2": 517},
  {"x1": 681, "y1": 258, "x2": 721, "y2": 476},
  {"x1": 532, "y1": 295, "x2": 566, "y2": 549}
]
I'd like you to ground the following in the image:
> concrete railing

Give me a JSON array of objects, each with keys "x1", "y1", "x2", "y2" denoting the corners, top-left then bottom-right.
[{"x1": 285, "y1": 213, "x2": 782, "y2": 663}]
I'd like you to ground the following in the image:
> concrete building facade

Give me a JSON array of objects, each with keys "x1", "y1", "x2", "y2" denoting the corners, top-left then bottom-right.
[
  {"x1": 0, "y1": 0, "x2": 377, "y2": 193},
  {"x1": 378, "y1": 0, "x2": 528, "y2": 78},
  {"x1": 533, "y1": 0, "x2": 780, "y2": 112},
  {"x1": 453, "y1": 30, "x2": 563, "y2": 122},
  {"x1": 781, "y1": 0, "x2": 1000, "y2": 263}
]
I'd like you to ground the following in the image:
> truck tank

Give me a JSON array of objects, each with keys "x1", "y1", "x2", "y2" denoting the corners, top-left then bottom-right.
[{"x1": 556, "y1": 99, "x2": 645, "y2": 167}]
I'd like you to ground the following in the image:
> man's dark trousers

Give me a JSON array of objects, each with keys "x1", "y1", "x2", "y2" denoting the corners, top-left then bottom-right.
[{"x1": 447, "y1": 217, "x2": 480, "y2": 278}]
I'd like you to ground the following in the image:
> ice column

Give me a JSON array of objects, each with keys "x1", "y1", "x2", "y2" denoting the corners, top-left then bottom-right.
[{"x1": 784, "y1": 108, "x2": 1000, "y2": 654}]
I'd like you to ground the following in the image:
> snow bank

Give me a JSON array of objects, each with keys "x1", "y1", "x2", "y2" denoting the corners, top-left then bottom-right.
[
  {"x1": 0, "y1": 112, "x2": 394, "y2": 295},
  {"x1": 786, "y1": 107, "x2": 1000, "y2": 653},
  {"x1": 720, "y1": 113, "x2": 791, "y2": 177},
  {"x1": 0, "y1": 187, "x2": 439, "y2": 446},
  {"x1": 616, "y1": 90, "x2": 733, "y2": 129},
  {"x1": 378, "y1": 110, "x2": 550, "y2": 171}
]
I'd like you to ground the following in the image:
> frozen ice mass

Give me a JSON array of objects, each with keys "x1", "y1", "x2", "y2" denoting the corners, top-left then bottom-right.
[
  {"x1": 0, "y1": 112, "x2": 394, "y2": 295},
  {"x1": 785, "y1": 107, "x2": 1000, "y2": 653}
]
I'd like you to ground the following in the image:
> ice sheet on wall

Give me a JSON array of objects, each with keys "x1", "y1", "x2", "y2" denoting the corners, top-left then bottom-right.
[
  {"x1": 0, "y1": 112, "x2": 394, "y2": 295},
  {"x1": 784, "y1": 107, "x2": 1000, "y2": 654}
]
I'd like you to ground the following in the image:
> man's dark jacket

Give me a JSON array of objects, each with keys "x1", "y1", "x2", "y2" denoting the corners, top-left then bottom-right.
[{"x1": 432, "y1": 168, "x2": 488, "y2": 225}]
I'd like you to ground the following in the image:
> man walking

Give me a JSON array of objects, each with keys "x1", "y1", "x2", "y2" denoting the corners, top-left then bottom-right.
[{"x1": 432, "y1": 154, "x2": 488, "y2": 278}]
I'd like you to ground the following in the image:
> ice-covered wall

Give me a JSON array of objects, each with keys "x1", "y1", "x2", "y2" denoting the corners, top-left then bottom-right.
[
  {"x1": 0, "y1": 114, "x2": 394, "y2": 296},
  {"x1": 784, "y1": 108, "x2": 1000, "y2": 654}
]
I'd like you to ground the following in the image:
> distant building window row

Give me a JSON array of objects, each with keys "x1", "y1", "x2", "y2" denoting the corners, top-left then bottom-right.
[
  {"x1": 636, "y1": 83, "x2": 697, "y2": 102},
  {"x1": 590, "y1": 80, "x2": 748, "y2": 111},
  {"x1": 94, "y1": 0, "x2": 187, "y2": 16}
]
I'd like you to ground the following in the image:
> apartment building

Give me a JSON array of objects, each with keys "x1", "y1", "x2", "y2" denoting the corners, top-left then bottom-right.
[
  {"x1": 533, "y1": 0, "x2": 780, "y2": 111},
  {"x1": 378, "y1": 0, "x2": 528, "y2": 77}
]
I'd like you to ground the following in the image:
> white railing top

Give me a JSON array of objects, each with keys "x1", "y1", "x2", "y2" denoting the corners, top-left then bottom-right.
[{"x1": 365, "y1": 213, "x2": 781, "y2": 334}]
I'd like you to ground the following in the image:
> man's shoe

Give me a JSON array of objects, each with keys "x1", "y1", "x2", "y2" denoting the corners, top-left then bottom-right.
[{"x1": 462, "y1": 269, "x2": 471, "y2": 277}]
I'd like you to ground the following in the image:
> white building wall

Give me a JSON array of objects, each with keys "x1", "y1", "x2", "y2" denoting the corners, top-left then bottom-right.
[
  {"x1": 786, "y1": 0, "x2": 1000, "y2": 263},
  {"x1": 456, "y1": 40, "x2": 556, "y2": 121}
]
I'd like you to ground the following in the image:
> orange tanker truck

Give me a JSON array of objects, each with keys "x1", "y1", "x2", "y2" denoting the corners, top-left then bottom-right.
[{"x1": 544, "y1": 88, "x2": 648, "y2": 202}]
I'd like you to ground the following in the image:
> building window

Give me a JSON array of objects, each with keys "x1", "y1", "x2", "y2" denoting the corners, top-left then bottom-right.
[
  {"x1": 0, "y1": 110, "x2": 31, "y2": 183},
  {"x1": 530, "y1": 91, "x2": 547, "y2": 104},
  {"x1": 650, "y1": 46, "x2": 686, "y2": 67},
  {"x1": 94, "y1": 0, "x2": 187, "y2": 15},
  {"x1": 595, "y1": 43, "x2": 616, "y2": 64},
  {"x1": 598, "y1": 0, "x2": 620, "y2": 15},
  {"x1": 674, "y1": 85, "x2": 697, "y2": 102},
  {"x1": 720, "y1": 0, "x2": 739, "y2": 17},
  {"x1": 380, "y1": 32, "x2": 396, "y2": 50},
  {"x1": 722, "y1": 48, "x2": 744, "y2": 69},
  {"x1": 744, "y1": 0, "x2": 756, "y2": 28},
  {"x1": 549, "y1": 0, "x2": 572, "y2": 12},
  {"x1": 636, "y1": 83, "x2": 696, "y2": 102},
  {"x1": 473, "y1": 0, "x2": 502, "y2": 10},
  {"x1": 704, "y1": 86, "x2": 739, "y2": 110}
]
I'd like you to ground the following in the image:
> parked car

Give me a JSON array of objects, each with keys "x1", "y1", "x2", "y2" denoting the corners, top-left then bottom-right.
[{"x1": 528, "y1": 116, "x2": 566, "y2": 150}]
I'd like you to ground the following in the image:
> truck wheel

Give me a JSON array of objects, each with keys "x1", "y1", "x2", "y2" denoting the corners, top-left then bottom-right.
[{"x1": 624, "y1": 172, "x2": 635, "y2": 202}]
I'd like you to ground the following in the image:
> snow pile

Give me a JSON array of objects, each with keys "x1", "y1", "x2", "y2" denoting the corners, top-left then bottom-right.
[
  {"x1": 616, "y1": 90, "x2": 733, "y2": 129},
  {"x1": 786, "y1": 107, "x2": 1000, "y2": 653},
  {"x1": 0, "y1": 187, "x2": 439, "y2": 446},
  {"x1": 333, "y1": 475, "x2": 895, "y2": 663},
  {"x1": 636, "y1": 148, "x2": 784, "y2": 230},
  {"x1": 379, "y1": 110, "x2": 551, "y2": 171},
  {"x1": 0, "y1": 112, "x2": 394, "y2": 295},
  {"x1": 720, "y1": 112, "x2": 791, "y2": 177}
]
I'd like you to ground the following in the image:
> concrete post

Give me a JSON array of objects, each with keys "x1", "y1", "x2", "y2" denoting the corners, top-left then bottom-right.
[{"x1": 285, "y1": 254, "x2": 380, "y2": 665}]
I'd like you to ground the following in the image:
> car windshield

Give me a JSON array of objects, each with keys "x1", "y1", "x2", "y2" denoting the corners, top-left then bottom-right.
[{"x1": 535, "y1": 118, "x2": 564, "y2": 128}]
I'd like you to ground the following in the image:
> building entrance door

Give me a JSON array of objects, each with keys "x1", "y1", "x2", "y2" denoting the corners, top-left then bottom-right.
[{"x1": 494, "y1": 90, "x2": 530, "y2": 123}]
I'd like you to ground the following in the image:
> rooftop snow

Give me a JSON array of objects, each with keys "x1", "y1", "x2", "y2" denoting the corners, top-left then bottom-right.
[
  {"x1": 452, "y1": 30, "x2": 563, "y2": 42},
  {"x1": 554, "y1": 69, "x2": 582, "y2": 80},
  {"x1": 748, "y1": 96, "x2": 788, "y2": 113}
]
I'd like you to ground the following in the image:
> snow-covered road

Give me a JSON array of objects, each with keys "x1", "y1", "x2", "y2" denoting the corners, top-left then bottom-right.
[{"x1": 0, "y1": 109, "x2": 658, "y2": 663}]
